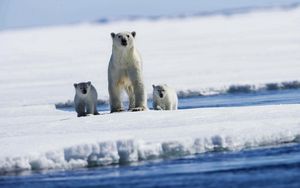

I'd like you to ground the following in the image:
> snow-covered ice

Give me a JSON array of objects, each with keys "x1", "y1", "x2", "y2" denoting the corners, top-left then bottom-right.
[
  {"x1": 1, "y1": 104, "x2": 300, "y2": 173},
  {"x1": 1, "y1": 7, "x2": 300, "y2": 106},
  {"x1": 0, "y1": 7, "x2": 300, "y2": 173}
]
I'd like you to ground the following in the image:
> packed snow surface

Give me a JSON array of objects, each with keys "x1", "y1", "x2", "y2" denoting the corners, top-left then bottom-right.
[
  {"x1": 0, "y1": 7, "x2": 300, "y2": 173},
  {"x1": 1, "y1": 104, "x2": 300, "y2": 173}
]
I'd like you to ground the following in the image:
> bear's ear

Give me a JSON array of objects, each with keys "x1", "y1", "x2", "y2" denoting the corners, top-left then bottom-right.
[
  {"x1": 74, "y1": 83, "x2": 78, "y2": 88},
  {"x1": 111, "y1": 32, "x2": 116, "y2": 38},
  {"x1": 87, "y1": 81, "x2": 91, "y2": 86},
  {"x1": 152, "y1": 84, "x2": 155, "y2": 89},
  {"x1": 131, "y1": 31, "x2": 136, "y2": 38}
]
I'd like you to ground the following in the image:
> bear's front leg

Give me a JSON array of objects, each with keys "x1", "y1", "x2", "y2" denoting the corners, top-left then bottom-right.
[
  {"x1": 129, "y1": 72, "x2": 147, "y2": 111},
  {"x1": 93, "y1": 106, "x2": 100, "y2": 115},
  {"x1": 75, "y1": 102, "x2": 87, "y2": 117},
  {"x1": 109, "y1": 82, "x2": 124, "y2": 113},
  {"x1": 153, "y1": 104, "x2": 163, "y2": 110},
  {"x1": 125, "y1": 85, "x2": 135, "y2": 111},
  {"x1": 86, "y1": 102, "x2": 99, "y2": 115}
]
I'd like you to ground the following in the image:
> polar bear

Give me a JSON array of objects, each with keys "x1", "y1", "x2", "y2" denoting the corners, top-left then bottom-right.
[
  {"x1": 108, "y1": 31, "x2": 147, "y2": 113},
  {"x1": 74, "y1": 81, "x2": 99, "y2": 117},
  {"x1": 152, "y1": 84, "x2": 178, "y2": 110}
]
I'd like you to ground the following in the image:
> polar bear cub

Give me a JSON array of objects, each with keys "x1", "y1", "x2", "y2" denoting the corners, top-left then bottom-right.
[
  {"x1": 152, "y1": 84, "x2": 178, "y2": 110},
  {"x1": 74, "y1": 81, "x2": 99, "y2": 117},
  {"x1": 108, "y1": 31, "x2": 147, "y2": 113}
]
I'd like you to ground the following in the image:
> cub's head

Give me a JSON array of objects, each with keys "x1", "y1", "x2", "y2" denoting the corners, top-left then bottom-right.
[
  {"x1": 74, "y1": 81, "x2": 92, "y2": 96},
  {"x1": 110, "y1": 31, "x2": 136, "y2": 49},
  {"x1": 152, "y1": 84, "x2": 167, "y2": 99}
]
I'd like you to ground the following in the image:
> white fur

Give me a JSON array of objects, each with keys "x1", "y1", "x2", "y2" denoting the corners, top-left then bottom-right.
[
  {"x1": 108, "y1": 31, "x2": 147, "y2": 112},
  {"x1": 74, "y1": 82, "x2": 99, "y2": 117},
  {"x1": 152, "y1": 84, "x2": 178, "y2": 110}
]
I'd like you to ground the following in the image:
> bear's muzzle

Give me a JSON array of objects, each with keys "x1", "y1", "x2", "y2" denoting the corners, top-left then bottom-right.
[{"x1": 121, "y1": 39, "x2": 127, "y2": 46}]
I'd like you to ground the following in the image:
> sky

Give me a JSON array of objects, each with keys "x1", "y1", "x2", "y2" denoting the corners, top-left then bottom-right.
[{"x1": 0, "y1": 0, "x2": 300, "y2": 30}]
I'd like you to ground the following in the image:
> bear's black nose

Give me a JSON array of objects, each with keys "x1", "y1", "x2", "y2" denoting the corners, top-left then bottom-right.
[
  {"x1": 159, "y1": 93, "x2": 163, "y2": 98},
  {"x1": 121, "y1": 39, "x2": 127, "y2": 46},
  {"x1": 82, "y1": 89, "x2": 87, "y2": 94}
]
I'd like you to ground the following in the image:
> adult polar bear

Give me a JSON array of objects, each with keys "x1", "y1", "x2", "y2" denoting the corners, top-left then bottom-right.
[{"x1": 108, "y1": 31, "x2": 147, "y2": 113}]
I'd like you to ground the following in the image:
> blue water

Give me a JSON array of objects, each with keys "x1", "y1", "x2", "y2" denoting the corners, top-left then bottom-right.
[
  {"x1": 57, "y1": 88, "x2": 300, "y2": 112},
  {"x1": 179, "y1": 89, "x2": 300, "y2": 109},
  {"x1": 1, "y1": 143, "x2": 300, "y2": 188},
  {"x1": 1, "y1": 88, "x2": 300, "y2": 187}
]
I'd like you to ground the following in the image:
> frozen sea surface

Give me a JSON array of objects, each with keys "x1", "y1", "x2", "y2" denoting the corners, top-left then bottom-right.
[{"x1": 1, "y1": 88, "x2": 300, "y2": 188}]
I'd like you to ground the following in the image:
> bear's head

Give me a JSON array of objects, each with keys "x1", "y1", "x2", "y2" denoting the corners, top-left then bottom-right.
[
  {"x1": 152, "y1": 84, "x2": 168, "y2": 99},
  {"x1": 110, "y1": 31, "x2": 136, "y2": 49},
  {"x1": 74, "y1": 81, "x2": 92, "y2": 96}
]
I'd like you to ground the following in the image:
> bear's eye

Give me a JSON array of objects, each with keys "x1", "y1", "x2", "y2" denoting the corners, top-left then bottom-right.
[
  {"x1": 126, "y1": 35, "x2": 130, "y2": 38},
  {"x1": 118, "y1": 35, "x2": 121, "y2": 38}
]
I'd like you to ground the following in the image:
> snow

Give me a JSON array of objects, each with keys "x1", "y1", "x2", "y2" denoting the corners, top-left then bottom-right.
[
  {"x1": 1, "y1": 7, "x2": 300, "y2": 106},
  {"x1": 0, "y1": 7, "x2": 300, "y2": 173},
  {"x1": 0, "y1": 105, "x2": 300, "y2": 172},
  {"x1": 1, "y1": 104, "x2": 300, "y2": 173}
]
